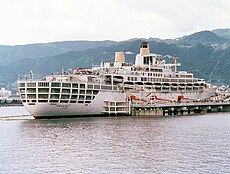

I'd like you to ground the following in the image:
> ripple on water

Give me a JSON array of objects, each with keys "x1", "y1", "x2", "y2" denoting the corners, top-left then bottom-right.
[{"x1": 1, "y1": 113, "x2": 230, "y2": 173}]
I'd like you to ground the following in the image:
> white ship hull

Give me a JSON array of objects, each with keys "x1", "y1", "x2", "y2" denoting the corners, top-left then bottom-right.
[{"x1": 22, "y1": 91, "x2": 127, "y2": 118}]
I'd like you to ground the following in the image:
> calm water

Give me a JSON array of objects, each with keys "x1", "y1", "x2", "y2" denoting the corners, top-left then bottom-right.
[{"x1": 1, "y1": 107, "x2": 230, "y2": 173}]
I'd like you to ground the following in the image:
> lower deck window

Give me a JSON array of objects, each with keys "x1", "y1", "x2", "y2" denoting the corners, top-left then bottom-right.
[
  {"x1": 50, "y1": 100, "x2": 59, "y2": 103},
  {"x1": 38, "y1": 94, "x2": 48, "y2": 99},
  {"x1": 38, "y1": 100, "x2": 48, "y2": 103},
  {"x1": 60, "y1": 100, "x2": 68, "y2": 103},
  {"x1": 71, "y1": 95, "x2": 78, "y2": 99}
]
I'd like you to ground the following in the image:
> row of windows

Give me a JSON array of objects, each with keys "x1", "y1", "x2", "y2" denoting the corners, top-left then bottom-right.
[
  {"x1": 23, "y1": 94, "x2": 96, "y2": 101},
  {"x1": 143, "y1": 56, "x2": 156, "y2": 65},
  {"x1": 139, "y1": 77, "x2": 197, "y2": 83},
  {"x1": 127, "y1": 76, "x2": 162, "y2": 82},
  {"x1": 148, "y1": 87, "x2": 204, "y2": 91},
  {"x1": 146, "y1": 68, "x2": 163, "y2": 72},
  {"x1": 146, "y1": 72, "x2": 162, "y2": 76},
  {"x1": 22, "y1": 82, "x2": 116, "y2": 90},
  {"x1": 38, "y1": 82, "x2": 49, "y2": 87},
  {"x1": 141, "y1": 77, "x2": 162, "y2": 82},
  {"x1": 23, "y1": 99, "x2": 93, "y2": 104},
  {"x1": 20, "y1": 88, "x2": 99, "y2": 95},
  {"x1": 179, "y1": 75, "x2": 193, "y2": 78}
]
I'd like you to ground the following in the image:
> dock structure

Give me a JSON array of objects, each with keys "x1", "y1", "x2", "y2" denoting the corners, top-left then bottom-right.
[
  {"x1": 130, "y1": 101, "x2": 230, "y2": 117},
  {"x1": 103, "y1": 100, "x2": 230, "y2": 117}
]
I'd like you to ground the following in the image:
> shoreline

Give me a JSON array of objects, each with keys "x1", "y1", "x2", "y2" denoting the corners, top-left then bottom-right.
[{"x1": 0, "y1": 104, "x2": 23, "y2": 107}]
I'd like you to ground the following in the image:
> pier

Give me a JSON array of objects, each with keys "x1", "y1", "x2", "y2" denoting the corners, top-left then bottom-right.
[
  {"x1": 103, "y1": 100, "x2": 230, "y2": 117},
  {"x1": 131, "y1": 101, "x2": 230, "y2": 117}
]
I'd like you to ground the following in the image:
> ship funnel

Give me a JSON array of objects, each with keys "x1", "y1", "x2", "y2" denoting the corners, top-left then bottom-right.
[
  {"x1": 115, "y1": 52, "x2": 125, "y2": 63},
  {"x1": 140, "y1": 42, "x2": 150, "y2": 56}
]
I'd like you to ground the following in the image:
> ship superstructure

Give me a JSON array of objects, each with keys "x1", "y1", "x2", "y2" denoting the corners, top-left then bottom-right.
[{"x1": 18, "y1": 42, "x2": 215, "y2": 118}]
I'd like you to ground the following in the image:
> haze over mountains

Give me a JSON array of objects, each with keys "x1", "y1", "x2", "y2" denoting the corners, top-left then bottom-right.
[{"x1": 1, "y1": 28, "x2": 230, "y2": 88}]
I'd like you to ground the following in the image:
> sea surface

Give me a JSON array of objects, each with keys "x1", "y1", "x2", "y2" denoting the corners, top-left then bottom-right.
[{"x1": 1, "y1": 107, "x2": 230, "y2": 174}]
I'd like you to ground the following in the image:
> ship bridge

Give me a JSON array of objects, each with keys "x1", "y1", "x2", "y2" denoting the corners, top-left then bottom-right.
[{"x1": 135, "y1": 42, "x2": 181, "y2": 69}]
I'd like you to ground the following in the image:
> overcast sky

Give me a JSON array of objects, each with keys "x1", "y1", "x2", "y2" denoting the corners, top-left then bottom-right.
[{"x1": 0, "y1": 0, "x2": 230, "y2": 45}]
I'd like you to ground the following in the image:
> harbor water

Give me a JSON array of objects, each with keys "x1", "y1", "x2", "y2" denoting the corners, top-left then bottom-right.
[{"x1": 1, "y1": 107, "x2": 230, "y2": 173}]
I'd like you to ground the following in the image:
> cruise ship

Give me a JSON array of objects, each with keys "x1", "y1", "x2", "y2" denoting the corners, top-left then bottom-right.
[{"x1": 17, "y1": 42, "x2": 215, "y2": 118}]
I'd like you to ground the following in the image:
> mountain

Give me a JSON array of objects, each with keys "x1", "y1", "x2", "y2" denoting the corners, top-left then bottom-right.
[
  {"x1": 1, "y1": 28, "x2": 230, "y2": 89},
  {"x1": 212, "y1": 28, "x2": 230, "y2": 40},
  {"x1": 0, "y1": 40, "x2": 117, "y2": 65},
  {"x1": 175, "y1": 30, "x2": 229, "y2": 45}
]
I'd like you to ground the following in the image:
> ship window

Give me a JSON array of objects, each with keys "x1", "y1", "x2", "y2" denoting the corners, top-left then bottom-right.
[
  {"x1": 78, "y1": 101, "x2": 84, "y2": 103},
  {"x1": 27, "y1": 88, "x2": 36, "y2": 93},
  {"x1": 71, "y1": 95, "x2": 78, "y2": 99},
  {"x1": 60, "y1": 100, "x2": 68, "y2": 103},
  {"x1": 143, "y1": 57, "x2": 147, "y2": 64},
  {"x1": 38, "y1": 94, "x2": 48, "y2": 99},
  {"x1": 80, "y1": 84, "x2": 85, "y2": 88},
  {"x1": 50, "y1": 100, "x2": 58, "y2": 103},
  {"x1": 143, "y1": 56, "x2": 153, "y2": 65},
  {"x1": 93, "y1": 90, "x2": 98, "y2": 95},
  {"x1": 50, "y1": 94, "x2": 59, "y2": 99},
  {"x1": 102, "y1": 86, "x2": 112, "y2": 90},
  {"x1": 94, "y1": 85, "x2": 100, "y2": 89},
  {"x1": 38, "y1": 100, "x2": 48, "y2": 103},
  {"x1": 27, "y1": 82, "x2": 36, "y2": 87},
  {"x1": 186, "y1": 75, "x2": 193, "y2": 78},
  {"x1": 19, "y1": 89, "x2": 25, "y2": 93},
  {"x1": 18, "y1": 83, "x2": 25, "y2": 87},
  {"x1": 62, "y1": 89, "x2": 70, "y2": 93},
  {"x1": 86, "y1": 96, "x2": 91, "y2": 100},
  {"x1": 87, "y1": 84, "x2": 93, "y2": 88},
  {"x1": 27, "y1": 94, "x2": 36, "y2": 99},
  {"x1": 62, "y1": 83, "x2": 71, "y2": 88},
  {"x1": 51, "y1": 83, "x2": 60, "y2": 87},
  {"x1": 72, "y1": 83, "x2": 78, "y2": 88},
  {"x1": 72, "y1": 89, "x2": 78, "y2": 94},
  {"x1": 79, "y1": 95, "x2": 84, "y2": 100},
  {"x1": 38, "y1": 82, "x2": 49, "y2": 87},
  {"x1": 86, "y1": 90, "x2": 92, "y2": 94},
  {"x1": 61, "y1": 95, "x2": 69, "y2": 99},
  {"x1": 38, "y1": 88, "x2": 49, "y2": 93},
  {"x1": 70, "y1": 101, "x2": 76, "y2": 103},
  {"x1": 51, "y1": 88, "x2": 60, "y2": 93},
  {"x1": 101, "y1": 86, "x2": 107, "y2": 90},
  {"x1": 80, "y1": 90, "x2": 85, "y2": 94}
]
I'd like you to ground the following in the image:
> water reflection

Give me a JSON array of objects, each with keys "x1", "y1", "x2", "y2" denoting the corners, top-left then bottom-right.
[{"x1": 1, "y1": 114, "x2": 230, "y2": 173}]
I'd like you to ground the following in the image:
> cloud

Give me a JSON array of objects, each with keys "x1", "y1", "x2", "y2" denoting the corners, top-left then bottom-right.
[{"x1": 0, "y1": 0, "x2": 230, "y2": 45}]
